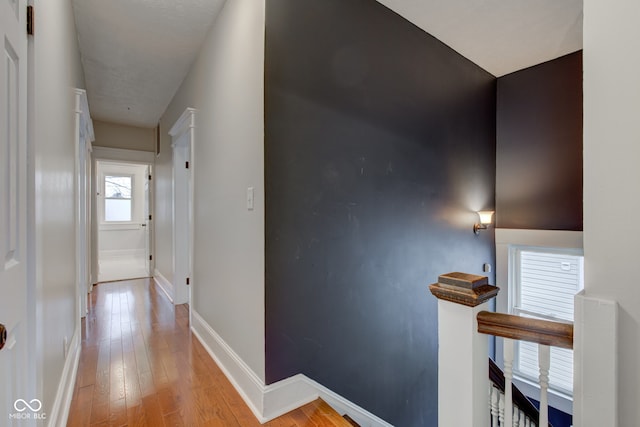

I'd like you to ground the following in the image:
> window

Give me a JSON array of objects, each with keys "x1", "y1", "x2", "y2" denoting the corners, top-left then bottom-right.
[
  {"x1": 510, "y1": 246, "x2": 584, "y2": 396},
  {"x1": 104, "y1": 175, "x2": 132, "y2": 222}
]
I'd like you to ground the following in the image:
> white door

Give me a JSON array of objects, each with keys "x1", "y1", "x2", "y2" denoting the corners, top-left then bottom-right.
[
  {"x1": 172, "y1": 135, "x2": 192, "y2": 305},
  {"x1": 97, "y1": 161, "x2": 150, "y2": 282},
  {"x1": 1, "y1": 0, "x2": 33, "y2": 424}
]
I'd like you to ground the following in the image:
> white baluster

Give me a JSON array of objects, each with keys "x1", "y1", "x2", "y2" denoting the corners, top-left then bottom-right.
[
  {"x1": 489, "y1": 385, "x2": 493, "y2": 426},
  {"x1": 512, "y1": 405, "x2": 520, "y2": 426},
  {"x1": 518, "y1": 409, "x2": 525, "y2": 427},
  {"x1": 503, "y1": 338, "x2": 514, "y2": 427},
  {"x1": 491, "y1": 386, "x2": 500, "y2": 427},
  {"x1": 538, "y1": 344, "x2": 550, "y2": 427},
  {"x1": 499, "y1": 391, "x2": 505, "y2": 427}
]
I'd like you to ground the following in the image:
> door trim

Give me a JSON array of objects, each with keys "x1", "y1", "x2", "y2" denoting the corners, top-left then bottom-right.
[
  {"x1": 74, "y1": 88, "x2": 94, "y2": 319},
  {"x1": 91, "y1": 148, "x2": 155, "y2": 285},
  {"x1": 169, "y1": 108, "x2": 195, "y2": 312}
]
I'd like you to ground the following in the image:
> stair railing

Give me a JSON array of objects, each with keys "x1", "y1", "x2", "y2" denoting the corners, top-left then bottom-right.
[
  {"x1": 478, "y1": 311, "x2": 572, "y2": 427},
  {"x1": 429, "y1": 272, "x2": 573, "y2": 427},
  {"x1": 489, "y1": 358, "x2": 542, "y2": 427}
]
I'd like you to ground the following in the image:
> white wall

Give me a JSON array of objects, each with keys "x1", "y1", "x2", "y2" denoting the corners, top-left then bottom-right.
[
  {"x1": 154, "y1": 120, "x2": 174, "y2": 285},
  {"x1": 583, "y1": 0, "x2": 640, "y2": 424},
  {"x1": 157, "y1": 0, "x2": 265, "y2": 379},
  {"x1": 93, "y1": 120, "x2": 156, "y2": 152},
  {"x1": 32, "y1": 0, "x2": 86, "y2": 416}
]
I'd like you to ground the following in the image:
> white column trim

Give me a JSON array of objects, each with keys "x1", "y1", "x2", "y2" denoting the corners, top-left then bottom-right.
[{"x1": 573, "y1": 292, "x2": 618, "y2": 427}]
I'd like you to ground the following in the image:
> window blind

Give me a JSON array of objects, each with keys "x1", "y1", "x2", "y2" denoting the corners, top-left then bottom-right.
[{"x1": 513, "y1": 250, "x2": 583, "y2": 395}]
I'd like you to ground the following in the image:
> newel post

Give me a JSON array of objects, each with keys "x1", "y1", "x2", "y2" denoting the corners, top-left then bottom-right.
[{"x1": 429, "y1": 272, "x2": 499, "y2": 427}]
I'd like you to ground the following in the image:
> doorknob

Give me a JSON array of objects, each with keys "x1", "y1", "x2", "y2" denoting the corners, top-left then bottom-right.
[
  {"x1": 0, "y1": 323, "x2": 6, "y2": 350},
  {"x1": 141, "y1": 224, "x2": 146, "y2": 227}
]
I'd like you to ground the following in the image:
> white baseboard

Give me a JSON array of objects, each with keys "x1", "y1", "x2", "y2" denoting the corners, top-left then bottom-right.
[
  {"x1": 47, "y1": 325, "x2": 81, "y2": 427},
  {"x1": 191, "y1": 311, "x2": 266, "y2": 420},
  {"x1": 262, "y1": 374, "x2": 317, "y2": 421},
  {"x1": 191, "y1": 310, "x2": 393, "y2": 426},
  {"x1": 153, "y1": 269, "x2": 174, "y2": 303}
]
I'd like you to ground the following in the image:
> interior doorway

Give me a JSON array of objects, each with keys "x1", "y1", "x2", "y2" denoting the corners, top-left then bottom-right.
[
  {"x1": 96, "y1": 160, "x2": 152, "y2": 282},
  {"x1": 169, "y1": 108, "x2": 195, "y2": 308}
]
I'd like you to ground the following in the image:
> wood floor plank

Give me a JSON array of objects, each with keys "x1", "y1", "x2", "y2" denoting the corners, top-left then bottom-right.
[
  {"x1": 301, "y1": 400, "x2": 350, "y2": 427},
  {"x1": 89, "y1": 339, "x2": 111, "y2": 425},
  {"x1": 67, "y1": 384, "x2": 93, "y2": 427},
  {"x1": 108, "y1": 397, "x2": 127, "y2": 427},
  {"x1": 125, "y1": 404, "x2": 146, "y2": 427},
  {"x1": 195, "y1": 385, "x2": 241, "y2": 426},
  {"x1": 162, "y1": 410, "x2": 185, "y2": 427},
  {"x1": 141, "y1": 394, "x2": 166, "y2": 427},
  {"x1": 286, "y1": 406, "x2": 320, "y2": 426},
  {"x1": 78, "y1": 345, "x2": 99, "y2": 388},
  {"x1": 68, "y1": 278, "x2": 351, "y2": 427}
]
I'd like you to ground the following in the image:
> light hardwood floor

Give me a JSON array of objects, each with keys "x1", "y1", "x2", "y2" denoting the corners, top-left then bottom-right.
[{"x1": 67, "y1": 278, "x2": 351, "y2": 426}]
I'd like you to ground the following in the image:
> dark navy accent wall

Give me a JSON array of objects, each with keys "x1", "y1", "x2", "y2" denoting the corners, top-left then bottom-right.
[
  {"x1": 264, "y1": 0, "x2": 496, "y2": 425},
  {"x1": 496, "y1": 51, "x2": 583, "y2": 230}
]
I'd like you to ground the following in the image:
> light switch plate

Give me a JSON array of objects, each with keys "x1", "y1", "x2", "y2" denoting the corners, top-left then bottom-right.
[{"x1": 247, "y1": 187, "x2": 254, "y2": 210}]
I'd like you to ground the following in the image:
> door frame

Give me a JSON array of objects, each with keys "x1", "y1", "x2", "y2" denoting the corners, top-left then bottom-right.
[
  {"x1": 91, "y1": 147, "x2": 155, "y2": 285},
  {"x1": 169, "y1": 108, "x2": 195, "y2": 310},
  {"x1": 74, "y1": 89, "x2": 94, "y2": 319}
]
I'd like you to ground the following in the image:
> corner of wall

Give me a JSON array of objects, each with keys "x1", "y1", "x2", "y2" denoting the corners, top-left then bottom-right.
[
  {"x1": 153, "y1": 269, "x2": 174, "y2": 303},
  {"x1": 190, "y1": 310, "x2": 393, "y2": 426}
]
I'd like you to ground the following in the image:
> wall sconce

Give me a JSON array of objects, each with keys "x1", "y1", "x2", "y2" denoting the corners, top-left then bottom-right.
[{"x1": 473, "y1": 210, "x2": 494, "y2": 235}]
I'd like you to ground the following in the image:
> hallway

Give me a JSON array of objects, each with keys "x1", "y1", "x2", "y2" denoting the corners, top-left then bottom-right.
[{"x1": 67, "y1": 279, "x2": 350, "y2": 426}]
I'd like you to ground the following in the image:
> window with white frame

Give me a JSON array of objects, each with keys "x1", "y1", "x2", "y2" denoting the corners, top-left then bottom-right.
[
  {"x1": 510, "y1": 246, "x2": 584, "y2": 396},
  {"x1": 104, "y1": 175, "x2": 133, "y2": 222}
]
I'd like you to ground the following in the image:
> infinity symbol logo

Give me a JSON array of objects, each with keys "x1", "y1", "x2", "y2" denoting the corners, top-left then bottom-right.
[{"x1": 14, "y1": 399, "x2": 42, "y2": 412}]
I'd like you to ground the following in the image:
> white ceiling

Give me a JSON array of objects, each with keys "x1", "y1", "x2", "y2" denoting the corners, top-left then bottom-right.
[
  {"x1": 72, "y1": 0, "x2": 225, "y2": 128},
  {"x1": 377, "y1": 0, "x2": 583, "y2": 77},
  {"x1": 72, "y1": 0, "x2": 582, "y2": 128}
]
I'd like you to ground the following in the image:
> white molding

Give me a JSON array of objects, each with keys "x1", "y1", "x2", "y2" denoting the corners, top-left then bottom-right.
[
  {"x1": 262, "y1": 374, "x2": 317, "y2": 420},
  {"x1": 191, "y1": 310, "x2": 393, "y2": 426},
  {"x1": 46, "y1": 326, "x2": 81, "y2": 427},
  {"x1": 73, "y1": 88, "x2": 94, "y2": 143},
  {"x1": 98, "y1": 223, "x2": 145, "y2": 231},
  {"x1": 92, "y1": 146, "x2": 155, "y2": 164},
  {"x1": 169, "y1": 107, "x2": 196, "y2": 140},
  {"x1": 153, "y1": 269, "x2": 174, "y2": 303},
  {"x1": 495, "y1": 228, "x2": 583, "y2": 248}
]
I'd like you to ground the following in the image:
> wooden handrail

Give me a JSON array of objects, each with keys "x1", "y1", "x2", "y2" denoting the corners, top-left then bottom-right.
[{"x1": 477, "y1": 311, "x2": 573, "y2": 349}]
